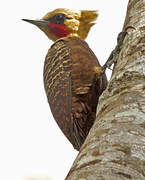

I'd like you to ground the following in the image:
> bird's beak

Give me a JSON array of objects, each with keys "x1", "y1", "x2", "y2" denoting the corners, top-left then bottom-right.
[{"x1": 22, "y1": 19, "x2": 49, "y2": 27}]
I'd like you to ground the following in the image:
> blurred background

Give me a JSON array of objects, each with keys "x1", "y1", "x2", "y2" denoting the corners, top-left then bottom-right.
[{"x1": 0, "y1": 0, "x2": 128, "y2": 180}]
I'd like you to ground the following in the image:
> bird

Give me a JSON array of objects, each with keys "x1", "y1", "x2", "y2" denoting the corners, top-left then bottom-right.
[{"x1": 23, "y1": 8, "x2": 108, "y2": 151}]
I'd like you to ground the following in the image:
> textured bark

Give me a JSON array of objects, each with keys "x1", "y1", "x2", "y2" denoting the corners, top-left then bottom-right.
[{"x1": 65, "y1": 0, "x2": 145, "y2": 179}]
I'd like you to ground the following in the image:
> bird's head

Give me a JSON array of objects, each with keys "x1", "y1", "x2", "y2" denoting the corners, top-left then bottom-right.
[{"x1": 23, "y1": 8, "x2": 98, "y2": 41}]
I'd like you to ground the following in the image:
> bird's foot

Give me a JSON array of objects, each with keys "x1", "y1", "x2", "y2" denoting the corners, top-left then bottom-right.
[{"x1": 102, "y1": 26, "x2": 135, "y2": 72}]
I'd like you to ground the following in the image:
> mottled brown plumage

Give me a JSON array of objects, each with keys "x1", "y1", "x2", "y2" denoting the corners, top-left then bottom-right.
[
  {"x1": 43, "y1": 37, "x2": 107, "y2": 150},
  {"x1": 23, "y1": 8, "x2": 108, "y2": 150}
]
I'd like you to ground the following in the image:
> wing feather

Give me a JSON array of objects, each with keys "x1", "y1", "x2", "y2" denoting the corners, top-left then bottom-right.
[{"x1": 44, "y1": 37, "x2": 108, "y2": 150}]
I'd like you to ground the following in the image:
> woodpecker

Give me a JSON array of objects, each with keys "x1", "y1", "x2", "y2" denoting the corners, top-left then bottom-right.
[{"x1": 23, "y1": 8, "x2": 108, "y2": 151}]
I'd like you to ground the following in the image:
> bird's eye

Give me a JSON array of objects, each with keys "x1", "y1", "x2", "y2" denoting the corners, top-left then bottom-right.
[{"x1": 52, "y1": 14, "x2": 66, "y2": 24}]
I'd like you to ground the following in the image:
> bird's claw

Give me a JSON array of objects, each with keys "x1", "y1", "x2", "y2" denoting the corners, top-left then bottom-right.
[{"x1": 103, "y1": 25, "x2": 135, "y2": 72}]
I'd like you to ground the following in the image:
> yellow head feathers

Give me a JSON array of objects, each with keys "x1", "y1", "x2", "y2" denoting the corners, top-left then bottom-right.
[{"x1": 23, "y1": 8, "x2": 98, "y2": 41}]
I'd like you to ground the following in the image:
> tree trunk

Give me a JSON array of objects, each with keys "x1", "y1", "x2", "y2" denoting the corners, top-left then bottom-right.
[{"x1": 65, "y1": 0, "x2": 145, "y2": 179}]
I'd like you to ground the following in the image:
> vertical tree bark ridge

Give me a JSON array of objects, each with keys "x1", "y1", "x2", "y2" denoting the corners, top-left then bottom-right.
[{"x1": 65, "y1": 0, "x2": 145, "y2": 179}]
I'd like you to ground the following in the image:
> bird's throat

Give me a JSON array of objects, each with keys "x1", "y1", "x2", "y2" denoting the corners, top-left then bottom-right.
[{"x1": 47, "y1": 23, "x2": 69, "y2": 38}]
